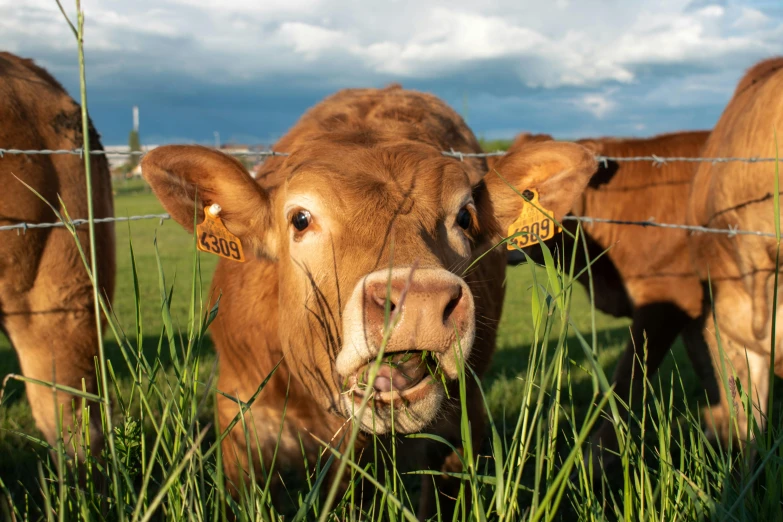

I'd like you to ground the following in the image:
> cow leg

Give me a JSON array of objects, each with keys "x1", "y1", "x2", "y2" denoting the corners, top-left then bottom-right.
[
  {"x1": 700, "y1": 323, "x2": 770, "y2": 447},
  {"x1": 588, "y1": 302, "x2": 690, "y2": 468},
  {"x1": 1, "y1": 227, "x2": 107, "y2": 462},
  {"x1": 680, "y1": 317, "x2": 721, "y2": 408},
  {"x1": 4, "y1": 304, "x2": 104, "y2": 459},
  {"x1": 696, "y1": 276, "x2": 776, "y2": 447}
]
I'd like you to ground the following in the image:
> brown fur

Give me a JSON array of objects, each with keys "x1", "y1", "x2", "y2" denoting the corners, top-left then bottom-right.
[
  {"x1": 0, "y1": 52, "x2": 115, "y2": 455},
  {"x1": 732, "y1": 56, "x2": 783, "y2": 97},
  {"x1": 141, "y1": 84, "x2": 596, "y2": 517},
  {"x1": 502, "y1": 130, "x2": 718, "y2": 464},
  {"x1": 688, "y1": 56, "x2": 783, "y2": 443}
]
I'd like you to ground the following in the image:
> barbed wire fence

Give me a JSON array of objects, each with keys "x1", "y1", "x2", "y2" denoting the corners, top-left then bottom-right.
[
  {"x1": 0, "y1": 146, "x2": 779, "y2": 239},
  {"x1": 2, "y1": 147, "x2": 780, "y2": 163}
]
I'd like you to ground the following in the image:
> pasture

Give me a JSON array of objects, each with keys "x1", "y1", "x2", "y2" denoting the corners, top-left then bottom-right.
[
  {"x1": 3, "y1": 0, "x2": 783, "y2": 516},
  {"x1": 5, "y1": 173, "x2": 775, "y2": 521}
]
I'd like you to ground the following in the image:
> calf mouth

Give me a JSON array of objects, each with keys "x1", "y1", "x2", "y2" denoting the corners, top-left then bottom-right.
[{"x1": 345, "y1": 350, "x2": 445, "y2": 405}]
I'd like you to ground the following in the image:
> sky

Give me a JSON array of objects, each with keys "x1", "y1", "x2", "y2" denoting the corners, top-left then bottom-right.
[{"x1": 4, "y1": 0, "x2": 783, "y2": 147}]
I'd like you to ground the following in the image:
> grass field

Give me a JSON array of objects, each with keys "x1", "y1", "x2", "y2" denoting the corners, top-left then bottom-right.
[{"x1": 0, "y1": 177, "x2": 778, "y2": 520}]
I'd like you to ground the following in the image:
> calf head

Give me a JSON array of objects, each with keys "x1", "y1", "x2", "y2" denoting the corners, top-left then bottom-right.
[{"x1": 141, "y1": 135, "x2": 595, "y2": 434}]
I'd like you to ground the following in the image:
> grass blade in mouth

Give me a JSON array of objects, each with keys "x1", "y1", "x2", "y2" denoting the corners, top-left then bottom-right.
[{"x1": 349, "y1": 351, "x2": 446, "y2": 396}]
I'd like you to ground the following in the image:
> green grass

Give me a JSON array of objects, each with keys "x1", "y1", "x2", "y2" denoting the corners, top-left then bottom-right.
[
  {"x1": 478, "y1": 138, "x2": 514, "y2": 153},
  {"x1": 0, "y1": 186, "x2": 735, "y2": 520}
]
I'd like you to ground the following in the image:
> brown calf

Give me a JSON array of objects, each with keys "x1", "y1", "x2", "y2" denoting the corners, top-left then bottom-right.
[
  {"x1": 688, "y1": 57, "x2": 783, "y2": 443},
  {"x1": 141, "y1": 84, "x2": 596, "y2": 516},
  {"x1": 0, "y1": 52, "x2": 115, "y2": 455},
  {"x1": 502, "y1": 130, "x2": 718, "y2": 464}
]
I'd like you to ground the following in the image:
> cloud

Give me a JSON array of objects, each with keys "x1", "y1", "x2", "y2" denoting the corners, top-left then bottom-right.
[
  {"x1": 733, "y1": 7, "x2": 772, "y2": 29},
  {"x1": 575, "y1": 93, "x2": 617, "y2": 119},
  {"x1": 277, "y1": 23, "x2": 351, "y2": 59},
  {"x1": 2, "y1": 0, "x2": 781, "y2": 143},
  {"x1": 608, "y1": 5, "x2": 772, "y2": 68},
  {"x1": 9, "y1": 0, "x2": 781, "y2": 87}
]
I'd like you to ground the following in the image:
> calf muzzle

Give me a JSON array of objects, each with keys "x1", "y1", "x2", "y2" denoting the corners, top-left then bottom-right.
[{"x1": 338, "y1": 267, "x2": 476, "y2": 406}]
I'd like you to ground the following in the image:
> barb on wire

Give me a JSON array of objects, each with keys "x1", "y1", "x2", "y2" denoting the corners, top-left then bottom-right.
[{"x1": 564, "y1": 215, "x2": 777, "y2": 238}]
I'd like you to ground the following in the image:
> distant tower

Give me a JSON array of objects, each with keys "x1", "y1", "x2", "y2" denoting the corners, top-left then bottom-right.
[{"x1": 128, "y1": 106, "x2": 141, "y2": 169}]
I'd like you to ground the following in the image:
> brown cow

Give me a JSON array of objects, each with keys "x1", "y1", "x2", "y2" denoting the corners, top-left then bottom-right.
[
  {"x1": 0, "y1": 52, "x2": 115, "y2": 456},
  {"x1": 502, "y1": 130, "x2": 718, "y2": 465},
  {"x1": 687, "y1": 57, "x2": 783, "y2": 444},
  {"x1": 140, "y1": 84, "x2": 596, "y2": 516}
]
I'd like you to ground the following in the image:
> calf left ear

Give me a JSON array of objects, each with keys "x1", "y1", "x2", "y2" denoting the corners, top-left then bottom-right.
[
  {"x1": 140, "y1": 145, "x2": 278, "y2": 259},
  {"x1": 484, "y1": 141, "x2": 597, "y2": 233}
]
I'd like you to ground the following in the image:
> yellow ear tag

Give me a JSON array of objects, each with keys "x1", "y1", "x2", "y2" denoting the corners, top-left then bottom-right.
[
  {"x1": 196, "y1": 204, "x2": 246, "y2": 262},
  {"x1": 506, "y1": 188, "x2": 562, "y2": 251}
]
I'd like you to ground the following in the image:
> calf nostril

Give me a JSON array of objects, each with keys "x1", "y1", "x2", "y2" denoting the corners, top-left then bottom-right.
[
  {"x1": 442, "y1": 286, "x2": 463, "y2": 324},
  {"x1": 372, "y1": 291, "x2": 396, "y2": 312}
]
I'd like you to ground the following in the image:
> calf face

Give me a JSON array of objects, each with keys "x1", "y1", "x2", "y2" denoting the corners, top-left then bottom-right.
[{"x1": 141, "y1": 93, "x2": 596, "y2": 436}]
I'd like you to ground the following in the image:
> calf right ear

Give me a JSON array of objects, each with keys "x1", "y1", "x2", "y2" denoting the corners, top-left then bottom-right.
[
  {"x1": 574, "y1": 140, "x2": 619, "y2": 189},
  {"x1": 141, "y1": 145, "x2": 278, "y2": 259},
  {"x1": 484, "y1": 141, "x2": 597, "y2": 235}
]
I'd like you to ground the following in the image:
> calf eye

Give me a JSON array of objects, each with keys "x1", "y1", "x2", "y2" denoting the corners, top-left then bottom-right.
[
  {"x1": 292, "y1": 210, "x2": 311, "y2": 231},
  {"x1": 456, "y1": 207, "x2": 472, "y2": 230}
]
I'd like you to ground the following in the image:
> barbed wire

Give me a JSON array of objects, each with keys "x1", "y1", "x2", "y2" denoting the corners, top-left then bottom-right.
[
  {"x1": 562, "y1": 216, "x2": 777, "y2": 238},
  {"x1": 0, "y1": 211, "x2": 774, "y2": 239},
  {"x1": 446, "y1": 151, "x2": 780, "y2": 165},
  {"x1": 0, "y1": 148, "x2": 288, "y2": 158},
  {"x1": 592, "y1": 155, "x2": 779, "y2": 167},
  {"x1": 0, "y1": 146, "x2": 779, "y2": 238},
  {"x1": 0, "y1": 214, "x2": 170, "y2": 234},
  {"x1": 0, "y1": 147, "x2": 779, "y2": 165}
]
